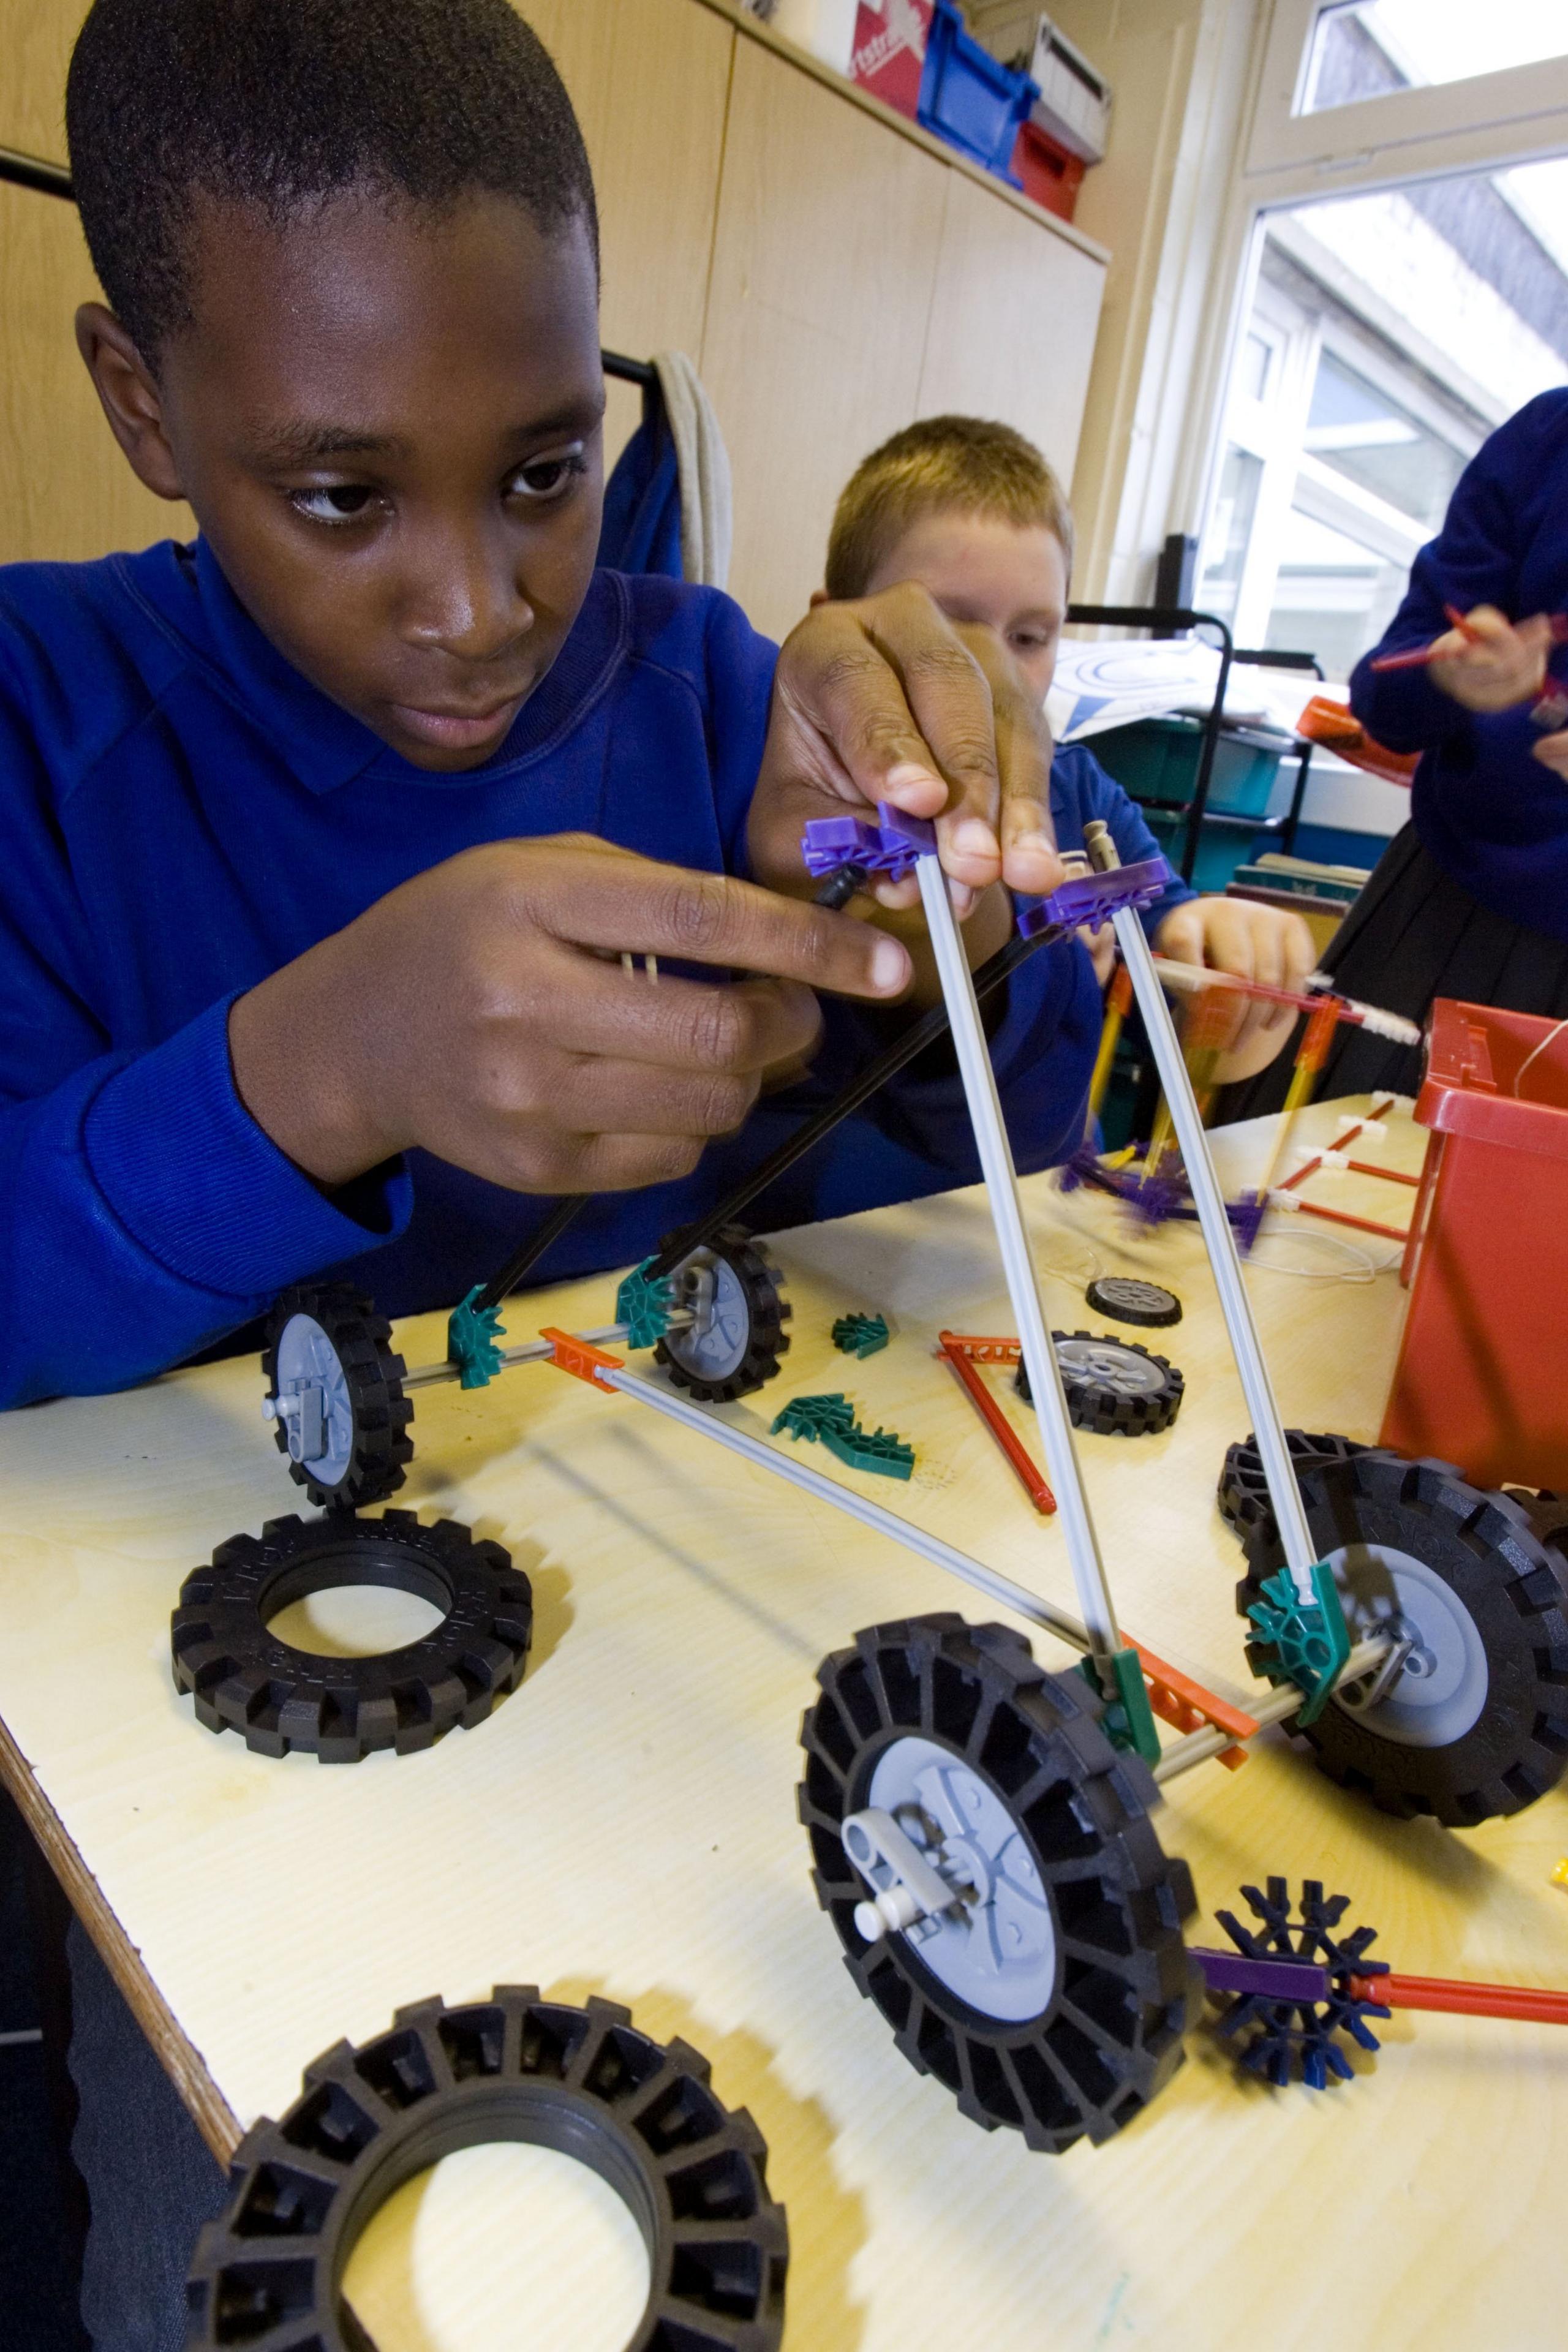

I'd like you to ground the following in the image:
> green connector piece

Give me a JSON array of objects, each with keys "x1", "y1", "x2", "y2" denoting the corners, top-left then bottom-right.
[
  {"x1": 1078, "y1": 1648, "x2": 1161, "y2": 1766},
  {"x1": 447, "y1": 1284, "x2": 507, "y2": 1390},
  {"x1": 615, "y1": 1257, "x2": 678, "y2": 1350},
  {"x1": 1246, "y1": 1558, "x2": 1352, "y2": 1725},
  {"x1": 831, "y1": 1312, "x2": 890, "y2": 1359},
  {"x1": 772, "y1": 1392, "x2": 914, "y2": 1480}
]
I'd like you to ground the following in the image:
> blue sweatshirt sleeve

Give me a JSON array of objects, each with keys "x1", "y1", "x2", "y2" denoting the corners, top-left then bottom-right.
[
  {"x1": 1049, "y1": 744, "x2": 1196, "y2": 936},
  {"x1": 0, "y1": 675, "x2": 411, "y2": 1409},
  {"x1": 1349, "y1": 394, "x2": 1550, "y2": 755}
]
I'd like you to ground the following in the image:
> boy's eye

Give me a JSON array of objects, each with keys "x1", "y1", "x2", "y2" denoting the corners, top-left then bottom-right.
[
  {"x1": 289, "y1": 484, "x2": 380, "y2": 526},
  {"x1": 507, "y1": 445, "x2": 589, "y2": 502}
]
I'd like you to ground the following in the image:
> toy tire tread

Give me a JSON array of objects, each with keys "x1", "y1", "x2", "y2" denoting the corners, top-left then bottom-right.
[
  {"x1": 171, "y1": 1510, "x2": 532, "y2": 1763},
  {"x1": 1016, "y1": 1332, "x2": 1183, "y2": 1437},
  {"x1": 1237, "y1": 1449, "x2": 1568, "y2": 1825},
  {"x1": 798, "y1": 1615, "x2": 1199, "y2": 2154},
  {"x1": 262, "y1": 1280, "x2": 413, "y2": 1509},
  {"x1": 1218, "y1": 1430, "x2": 1370, "y2": 1544},
  {"x1": 186, "y1": 1988, "x2": 787, "y2": 2350},
  {"x1": 654, "y1": 1226, "x2": 792, "y2": 1403}
]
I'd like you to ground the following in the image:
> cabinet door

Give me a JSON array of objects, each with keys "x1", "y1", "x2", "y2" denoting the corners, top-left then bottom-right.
[
  {"x1": 918, "y1": 169, "x2": 1105, "y2": 489},
  {"x1": 701, "y1": 37, "x2": 948, "y2": 642},
  {"x1": 521, "y1": 0, "x2": 733, "y2": 467},
  {"x1": 0, "y1": 0, "x2": 81, "y2": 163},
  {"x1": 0, "y1": 184, "x2": 195, "y2": 565}
]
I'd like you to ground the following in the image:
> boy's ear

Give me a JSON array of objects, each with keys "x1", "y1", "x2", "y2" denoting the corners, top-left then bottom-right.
[
  {"x1": 74, "y1": 304, "x2": 186, "y2": 502},
  {"x1": 809, "y1": 587, "x2": 830, "y2": 608}
]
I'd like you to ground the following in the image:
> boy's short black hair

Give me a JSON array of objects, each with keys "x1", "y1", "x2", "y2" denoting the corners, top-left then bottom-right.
[{"x1": 67, "y1": 0, "x2": 598, "y2": 366}]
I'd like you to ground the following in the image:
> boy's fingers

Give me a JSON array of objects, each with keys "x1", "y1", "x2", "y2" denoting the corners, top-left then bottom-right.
[
  {"x1": 522, "y1": 845, "x2": 911, "y2": 1000},
  {"x1": 545, "y1": 967, "x2": 827, "y2": 1076}
]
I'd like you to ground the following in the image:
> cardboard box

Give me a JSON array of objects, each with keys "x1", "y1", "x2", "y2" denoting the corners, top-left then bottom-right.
[{"x1": 851, "y1": 0, "x2": 935, "y2": 120}]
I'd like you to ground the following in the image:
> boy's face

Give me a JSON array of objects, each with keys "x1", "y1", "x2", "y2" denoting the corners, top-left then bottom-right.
[
  {"x1": 84, "y1": 192, "x2": 606, "y2": 771},
  {"x1": 861, "y1": 512, "x2": 1068, "y2": 705}
]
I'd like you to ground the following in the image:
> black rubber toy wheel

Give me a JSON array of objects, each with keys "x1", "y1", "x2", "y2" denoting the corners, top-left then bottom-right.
[
  {"x1": 1218, "y1": 1430, "x2": 1370, "y2": 1544},
  {"x1": 186, "y1": 1987, "x2": 788, "y2": 2351},
  {"x1": 1238, "y1": 1449, "x2": 1568, "y2": 1824},
  {"x1": 1016, "y1": 1331, "x2": 1183, "y2": 1437},
  {"x1": 1085, "y1": 1275, "x2": 1182, "y2": 1329},
  {"x1": 172, "y1": 1512, "x2": 533, "y2": 1762},
  {"x1": 655, "y1": 1226, "x2": 791, "y2": 1403},
  {"x1": 799, "y1": 1615, "x2": 1199, "y2": 2153},
  {"x1": 262, "y1": 1281, "x2": 413, "y2": 1510}
]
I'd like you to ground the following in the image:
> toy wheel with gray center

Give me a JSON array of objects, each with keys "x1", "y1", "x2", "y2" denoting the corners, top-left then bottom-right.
[
  {"x1": 172, "y1": 1511, "x2": 532, "y2": 1762},
  {"x1": 1085, "y1": 1275, "x2": 1182, "y2": 1329},
  {"x1": 1015, "y1": 1331, "x2": 1183, "y2": 1437},
  {"x1": 654, "y1": 1226, "x2": 791, "y2": 1403},
  {"x1": 1218, "y1": 1429, "x2": 1370, "y2": 1544},
  {"x1": 185, "y1": 1987, "x2": 788, "y2": 2351},
  {"x1": 798, "y1": 1615, "x2": 1199, "y2": 2153},
  {"x1": 1238, "y1": 1449, "x2": 1568, "y2": 1824},
  {"x1": 262, "y1": 1281, "x2": 413, "y2": 1510}
]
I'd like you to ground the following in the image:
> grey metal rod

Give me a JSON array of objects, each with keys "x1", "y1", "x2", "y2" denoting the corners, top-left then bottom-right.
[
  {"x1": 399, "y1": 1319, "x2": 674, "y2": 1392},
  {"x1": 1151, "y1": 1636, "x2": 1391, "y2": 1782},
  {"x1": 602, "y1": 1365, "x2": 1093, "y2": 1652},
  {"x1": 1108, "y1": 896, "x2": 1319, "y2": 1592},
  {"x1": 913, "y1": 856, "x2": 1123, "y2": 1657}
]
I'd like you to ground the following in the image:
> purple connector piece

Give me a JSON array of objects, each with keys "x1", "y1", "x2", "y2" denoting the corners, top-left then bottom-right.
[
  {"x1": 1020, "y1": 855, "x2": 1172, "y2": 940},
  {"x1": 1192, "y1": 1947, "x2": 1331, "y2": 2004},
  {"x1": 801, "y1": 803, "x2": 938, "y2": 883}
]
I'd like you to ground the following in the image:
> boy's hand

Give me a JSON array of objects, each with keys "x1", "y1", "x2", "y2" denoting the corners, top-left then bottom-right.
[
  {"x1": 1427, "y1": 606, "x2": 1553, "y2": 712},
  {"x1": 749, "y1": 583, "x2": 1068, "y2": 919},
  {"x1": 228, "y1": 836, "x2": 912, "y2": 1194},
  {"x1": 1153, "y1": 896, "x2": 1315, "y2": 1084}
]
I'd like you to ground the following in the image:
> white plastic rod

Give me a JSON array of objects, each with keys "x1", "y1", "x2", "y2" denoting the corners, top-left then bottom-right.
[
  {"x1": 1109, "y1": 898, "x2": 1319, "y2": 1590},
  {"x1": 401, "y1": 1318, "x2": 688, "y2": 1392},
  {"x1": 602, "y1": 1364, "x2": 1094, "y2": 1653},
  {"x1": 914, "y1": 854, "x2": 1123, "y2": 1656}
]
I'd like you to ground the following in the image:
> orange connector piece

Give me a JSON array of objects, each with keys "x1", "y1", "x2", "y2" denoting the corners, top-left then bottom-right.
[
  {"x1": 1132, "y1": 1642, "x2": 1259, "y2": 1770},
  {"x1": 540, "y1": 1328, "x2": 624, "y2": 1390},
  {"x1": 937, "y1": 1333, "x2": 1055, "y2": 1513}
]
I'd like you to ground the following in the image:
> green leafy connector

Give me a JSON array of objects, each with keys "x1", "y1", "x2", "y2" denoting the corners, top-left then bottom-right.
[
  {"x1": 615, "y1": 1257, "x2": 678, "y2": 1350},
  {"x1": 1246, "y1": 1558, "x2": 1352, "y2": 1725},
  {"x1": 831, "y1": 1312, "x2": 890, "y2": 1359},
  {"x1": 1078, "y1": 1647, "x2": 1161, "y2": 1766},
  {"x1": 447, "y1": 1284, "x2": 506, "y2": 1390},
  {"x1": 772, "y1": 1392, "x2": 914, "y2": 1480}
]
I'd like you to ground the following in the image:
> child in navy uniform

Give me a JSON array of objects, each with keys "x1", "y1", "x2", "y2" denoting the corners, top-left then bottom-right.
[
  {"x1": 2, "y1": 0, "x2": 1117, "y2": 2335},
  {"x1": 817, "y1": 416, "x2": 1315, "y2": 1084}
]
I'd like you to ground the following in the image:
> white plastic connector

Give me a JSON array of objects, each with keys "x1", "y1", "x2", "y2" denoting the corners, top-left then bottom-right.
[{"x1": 842, "y1": 1806, "x2": 957, "y2": 1943}]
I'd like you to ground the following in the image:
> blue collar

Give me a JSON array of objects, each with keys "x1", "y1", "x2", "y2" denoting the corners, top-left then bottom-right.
[{"x1": 124, "y1": 537, "x2": 630, "y2": 797}]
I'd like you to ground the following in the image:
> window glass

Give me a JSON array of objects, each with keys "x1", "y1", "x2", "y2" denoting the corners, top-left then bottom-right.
[
  {"x1": 1304, "y1": 351, "x2": 1464, "y2": 530},
  {"x1": 1264, "y1": 506, "x2": 1408, "y2": 679},
  {"x1": 1196, "y1": 446, "x2": 1264, "y2": 627},
  {"x1": 1300, "y1": 0, "x2": 1568, "y2": 118}
]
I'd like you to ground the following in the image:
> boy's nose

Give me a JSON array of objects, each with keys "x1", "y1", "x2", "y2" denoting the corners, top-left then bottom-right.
[{"x1": 402, "y1": 525, "x2": 533, "y2": 663}]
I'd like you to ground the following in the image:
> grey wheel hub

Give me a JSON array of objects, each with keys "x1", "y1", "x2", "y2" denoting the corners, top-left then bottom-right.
[
  {"x1": 862, "y1": 1735, "x2": 1056, "y2": 2022},
  {"x1": 1329, "y1": 1542, "x2": 1488, "y2": 1747},
  {"x1": 665, "y1": 1253, "x2": 750, "y2": 1383},
  {"x1": 1055, "y1": 1337, "x2": 1167, "y2": 1397},
  {"x1": 266, "y1": 1313, "x2": 352, "y2": 1486}
]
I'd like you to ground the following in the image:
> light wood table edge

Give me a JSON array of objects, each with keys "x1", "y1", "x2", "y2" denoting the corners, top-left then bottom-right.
[{"x1": 0, "y1": 1711, "x2": 242, "y2": 2163}]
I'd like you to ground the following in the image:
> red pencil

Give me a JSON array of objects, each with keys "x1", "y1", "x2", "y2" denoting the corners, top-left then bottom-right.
[{"x1": 1371, "y1": 609, "x2": 1568, "y2": 671}]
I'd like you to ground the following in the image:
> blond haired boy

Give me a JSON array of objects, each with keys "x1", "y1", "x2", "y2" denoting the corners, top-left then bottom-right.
[{"x1": 821, "y1": 417, "x2": 1313, "y2": 1083}]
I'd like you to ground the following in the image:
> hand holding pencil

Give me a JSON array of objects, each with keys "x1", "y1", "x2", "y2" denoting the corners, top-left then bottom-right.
[{"x1": 1371, "y1": 603, "x2": 1564, "y2": 713}]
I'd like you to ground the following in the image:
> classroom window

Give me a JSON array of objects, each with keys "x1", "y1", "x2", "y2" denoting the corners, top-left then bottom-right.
[{"x1": 1298, "y1": 0, "x2": 1568, "y2": 119}]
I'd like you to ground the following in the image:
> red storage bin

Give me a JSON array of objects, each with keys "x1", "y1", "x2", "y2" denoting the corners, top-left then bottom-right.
[
  {"x1": 1011, "y1": 119, "x2": 1085, "y2": 221},
  {"x1": 1381, "y1": 998, "x2": 1568, "y2": 1490},
  {"x1": 852, "y1": 0, "x2": 933, "y2": 119}
]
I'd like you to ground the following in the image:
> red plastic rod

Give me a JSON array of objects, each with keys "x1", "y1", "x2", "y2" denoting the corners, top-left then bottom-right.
[
  {"x1": 1345, "y1": 1158, "x2": 1420, "y2": 1186},
  {"x1": 1348, "y1": 1972, "x2": 1568, "y2": 2026},
  {"x1": 938, "y1": 1334, "x2": 1055, "y2": 1514},
  {"x1": 1291, "y1": 1198, "x2": 1410, "y2": 1245}
]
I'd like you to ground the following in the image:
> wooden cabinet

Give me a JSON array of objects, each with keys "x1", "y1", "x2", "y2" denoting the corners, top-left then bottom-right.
[
  {"x1": 0, "y1": 0, "x2": 1107, "y2": 628},
  {"x1": 0, "y1": 184, "x2": 195, "y2": 567}
]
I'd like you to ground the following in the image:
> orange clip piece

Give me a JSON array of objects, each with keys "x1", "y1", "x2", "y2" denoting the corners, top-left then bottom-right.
[
  {"x1": 941, "y1": 1333, "x2": 1023, "y2": 1365},
  {"x1": 1131, "y1": 1642, "x2": 1259, "y2": 1771},
  {"x1": 540, "y1": 1327, "x2": 624, "y2": 1389}
]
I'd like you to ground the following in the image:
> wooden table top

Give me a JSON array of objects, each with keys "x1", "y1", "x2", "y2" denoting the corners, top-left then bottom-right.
[{"x1": 2, "y1": 1098, "x2": 1564, "y2": 2351}]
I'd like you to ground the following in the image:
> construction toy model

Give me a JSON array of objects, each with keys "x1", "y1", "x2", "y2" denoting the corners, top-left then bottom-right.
[{"x1": 208, "y1": 806, "x2": 1568, "y2": 2157}]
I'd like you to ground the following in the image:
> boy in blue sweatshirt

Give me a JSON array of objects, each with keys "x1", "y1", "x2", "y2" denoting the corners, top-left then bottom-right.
[
  {"x1": 0, "y1": 0, "x2": 1096, "y2": 1419},
  {"x1": 817, "y1": 416, "x2": 1314, "y2": 1080}
]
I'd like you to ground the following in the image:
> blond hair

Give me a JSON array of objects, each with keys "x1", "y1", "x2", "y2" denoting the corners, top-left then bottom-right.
[{"x1": 825, "y1": 415, "x2": 1074, "y2": 601}]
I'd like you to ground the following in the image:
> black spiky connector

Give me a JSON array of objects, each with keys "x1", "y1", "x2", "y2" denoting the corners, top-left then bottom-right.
[{"x1": 1213, "y1": 1876, "x2": 1390, "y2": 2089}]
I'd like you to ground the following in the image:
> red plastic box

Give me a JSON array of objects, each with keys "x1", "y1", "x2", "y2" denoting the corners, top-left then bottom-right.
[
  {"x1": 1010, "y1": 119, "x2": 1085, "y2": 221},
  {"x1": 1381, "y1": 998, "x2": 1568, "y2": 1490},
  {"x1": 852, "y1": 0, "x2": 934, "y2": 119}
]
